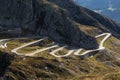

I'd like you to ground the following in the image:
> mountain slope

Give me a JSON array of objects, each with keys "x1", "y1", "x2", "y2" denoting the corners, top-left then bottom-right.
[
  {"x1": 75, "y1": 0, "x2": 120, "y2": 23},
  {"x1": 0, "y1": 0, "x2": 120, "y2": 49},
  {"x1": 47, "y1": 0, "x2": 120, "y2": 36},
  {"x1": 0, "y1": 0, "x2": 120, "y2": 80}
]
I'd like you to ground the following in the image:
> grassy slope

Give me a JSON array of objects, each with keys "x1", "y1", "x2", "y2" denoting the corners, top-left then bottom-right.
[{"x1": 0, "y1": 34, "x2": 120, "y2": 80}]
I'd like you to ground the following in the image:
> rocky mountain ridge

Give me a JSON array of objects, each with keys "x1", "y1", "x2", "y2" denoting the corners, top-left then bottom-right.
[{"x1": 0, "y1": 0, "x2": 120, "y2": 48}]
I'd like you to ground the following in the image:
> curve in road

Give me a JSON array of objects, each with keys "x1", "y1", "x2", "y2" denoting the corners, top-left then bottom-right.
[
  {"x1": 11, "y1": 37, "x2": 47, "y2": 55},
  {"x1": 11, "y1": 33, "x2": 111, "y2": 57},
  {"x1": 74, "y1": 33, "x2": 111, "y2": 56},
  {"x1": 25, "y1": 45, "x2": 59, "y2": 56}
]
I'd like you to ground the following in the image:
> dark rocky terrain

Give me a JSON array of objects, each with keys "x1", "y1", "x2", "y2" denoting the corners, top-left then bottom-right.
[
  {"x1": 0, "y1": 0, "x2": 120, "y2": 49},
  {"x1": 0, "y1": 51, "x2": 14, "y2": 77}
]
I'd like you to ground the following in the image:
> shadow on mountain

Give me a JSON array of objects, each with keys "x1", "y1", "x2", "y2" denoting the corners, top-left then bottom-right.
[
  {"x1": 47, "y1": 0, "x2": 120, "y2": 38},
  {"x1": 1, "y1": 0, "x2": 120, "y2": 49},
  {"x1": 0, "y1": 51, "x2": 14, "y2": 77}
]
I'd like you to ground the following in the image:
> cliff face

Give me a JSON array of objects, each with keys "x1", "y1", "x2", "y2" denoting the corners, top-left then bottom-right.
[
  {"x1": 47, "y1": 0, "x2": 120, "y2": 34},
  {"x1": 0, "y1": 51, "x2": 14, "y2": 77},
  {"x1": 0, "y1": 0, "x2": 120, "y2": 49}
]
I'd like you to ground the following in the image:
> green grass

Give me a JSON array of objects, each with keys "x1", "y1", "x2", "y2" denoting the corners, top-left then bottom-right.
[
  {"x1": 1, "y1": 49, "x2": 120, "y2": 80},
  {"x1": 1, "y1": 35, "x2": 120, "y2": 80},
  {"x1": 0, "y1": 39, "x2": 38, "y2": 52},
  {"x1": 16, "y1": 38, "x2": 53, "y2": 54},
  {"x1": 17, "y1": 46, "x2": 42, "y2": 54}
]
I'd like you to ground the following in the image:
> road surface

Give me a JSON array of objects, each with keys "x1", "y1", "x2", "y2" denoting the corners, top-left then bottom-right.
[
  {"x1": 11, "y1": 33, "x2": 111, "y2": 57},
  {"x1": 25, "y1": 45, "x2": 59, "y2": 56},
  {"x1": 74, "y1": 33, "x2": 111, "y2": 56},
  {"x1": 11, "y1": 37, "x2": 47, "y2": 55}
]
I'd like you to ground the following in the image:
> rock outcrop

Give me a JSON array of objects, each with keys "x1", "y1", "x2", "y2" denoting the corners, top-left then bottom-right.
[
  {"x1": 0, "y1": 51, "x2": 14, "y2": 77},
  {"x1": 0, "y1": 0, "x2": 120, "y2": 49}
]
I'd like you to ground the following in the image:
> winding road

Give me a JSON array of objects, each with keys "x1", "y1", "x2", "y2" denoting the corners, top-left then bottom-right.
[
  {"x1": 0, "y1": 43, "x2": 7, "y2": 48},
  {"x1": 49, "y1": 46, "x2": 75, "y2": 57},
  {"x1": 11, "y1": 37, "x2": 47, "y2": 55},
  {"x1": 25, "y1": 44, "x2": 59, "y2": 56},
  {"x1": 0, "y1": 36, "x2": 42, "y2": 49},
  {"x1": 74, "y1": 33, "x2": 111, "y2": 56},
  {"x1": 49, "y1": 33, "x2": 111, "y2": 57},
  {"x1": 1, "y1": 33, "x2": 111, "y2": 57}
]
